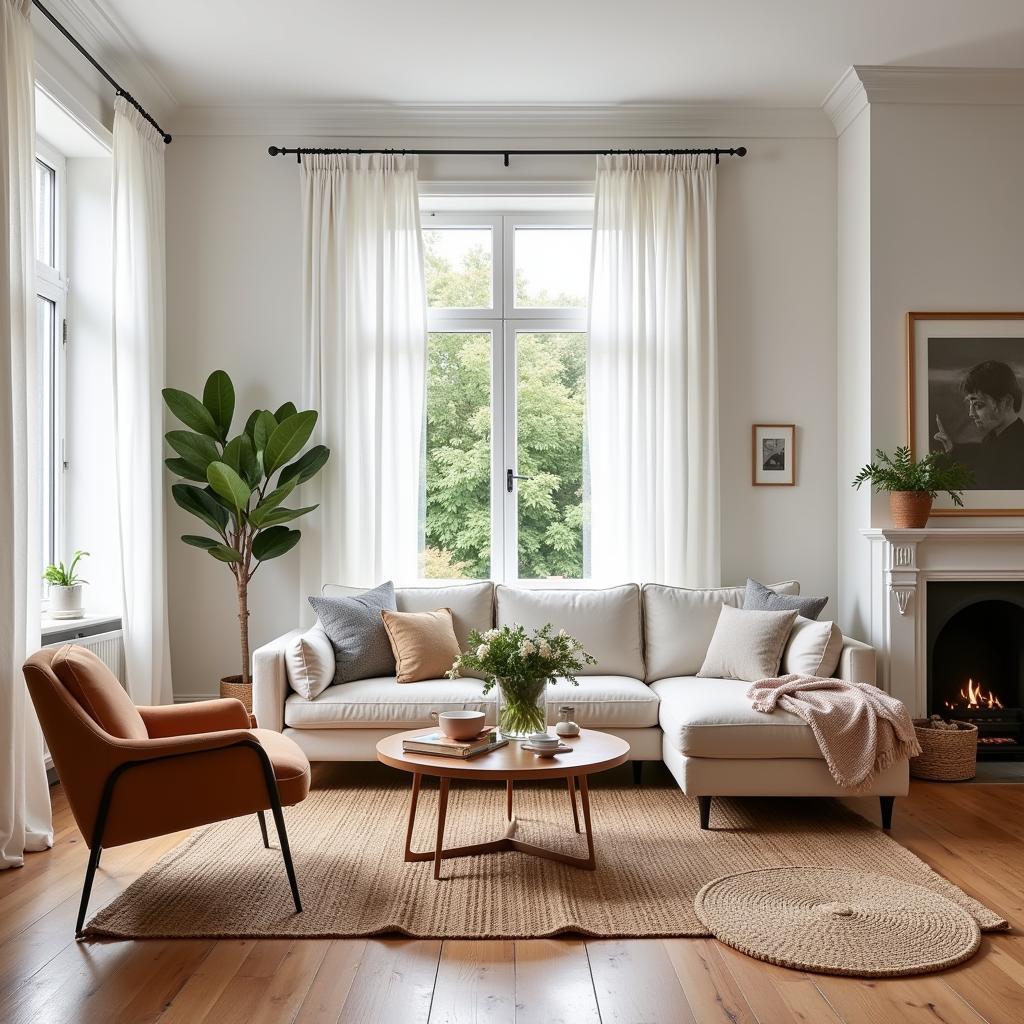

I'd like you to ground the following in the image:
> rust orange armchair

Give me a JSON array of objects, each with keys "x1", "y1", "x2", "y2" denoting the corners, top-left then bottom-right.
[{"x1": 23, "y1": 644, "x2": 311, "y2": 937}]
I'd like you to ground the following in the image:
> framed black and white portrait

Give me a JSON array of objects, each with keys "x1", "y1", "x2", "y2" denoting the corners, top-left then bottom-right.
[
  {"x1": 908, "y1": 312, "x2": 1024, "y2": 515},
  {"x1": 752, "y1": 424, "x2": 795, "y2": 486}
]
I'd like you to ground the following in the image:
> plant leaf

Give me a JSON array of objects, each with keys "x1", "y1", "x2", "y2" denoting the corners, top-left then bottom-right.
[
  {"x1": 172, "y1": 483, "x2": 229, "y2": 533},
  {"x1": 248, "y1": 476, "x2": 298, "y2": 526},
  {"x1": 206, "y1": 461, "x2": 251, "y2": 513},
  {"x1": 181, "y1": 534, "x2": 220, "y2": 549},
  {"x1": 252, "y1": 526, "x2": 301, "y2": 561},
  {"x1": 278, "y1": 444, "x2": 330, "y2": 486},
  {"x1": 166, "y1": 430, "x2": 219, "y2": 472},
  {"x1": 264, "y1": 411, "x2": 318, "y2": 473},
  {"x1": 250, "y1": 504, "x2": 317, "y2": 528},
  {"x1": 164, "y1": 457, "x2": 209, "y2": 482},
  {"x1": 221, "y1": 434, "x2": 259, "y2": 487},
  {"x1": 202, "y1": 370, "x2": 235, "y2": 440},
  {"x1": 208, "y1": 544, "x2": 244, "y2": 563},
  {"x1": 274, "y1": 401, "x2": 297, "y2": 423},
  {"x1": 162, "y1": 388, "x2": 220, "y2": 438},
  {"x1": 243, "y1": 409, "x2": 261, "y2": 440},
  {"x1": 252, "y1": 410, "x2": 277, "y2": 453}
]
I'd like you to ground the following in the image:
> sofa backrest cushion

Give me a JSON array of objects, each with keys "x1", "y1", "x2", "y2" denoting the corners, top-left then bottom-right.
[
  {"x1": 642, "y1": 580, "x2": 800, "y2": 682},
  {"x1": 494, "y1": 584, "x2": 643, "y2": 678}
]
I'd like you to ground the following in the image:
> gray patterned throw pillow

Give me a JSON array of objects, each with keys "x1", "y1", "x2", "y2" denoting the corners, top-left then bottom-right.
[
  {"x1": 743, "y1": 578, "x2": 828, "y2": 620},
  {"x1": 308, "y1": 581, "x2": 397, "y2": 682}
]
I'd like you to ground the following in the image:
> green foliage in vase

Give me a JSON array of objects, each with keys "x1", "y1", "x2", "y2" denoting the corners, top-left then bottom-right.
[
  {"x1": 852, "y1": 446, "x2": 973, "y2": 506},
  {"x1": 163, "y1": 370, "x2": 331, "y2": 684},
  {"x1": 43, "y1": 550, "x2": 89, "y2": 587}
]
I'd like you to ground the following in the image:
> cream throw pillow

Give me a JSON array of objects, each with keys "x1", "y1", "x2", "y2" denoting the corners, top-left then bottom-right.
[
  {"x1": 696, "y1": 605, "x2": 798, "y2": 682},
  {"x1": 381, "y1": 607, "x2": 462, "y2": 683},
  {"x1": 782, "y1": 617, "x2": 844, "y2": 678},
  {"x1": 285, "y1": 625, "x2": 336, "y2": 699}
]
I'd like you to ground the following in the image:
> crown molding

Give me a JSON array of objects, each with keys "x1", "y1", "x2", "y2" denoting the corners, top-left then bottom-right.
[
  {"x1": 169, "y1": 102, "x2": 834, "y2": 140},
  {"x1": 822, "y1": 67, "x2": 869, "y2": 136},
  {"x1": 849, "y1": 66, "x2": 1024, "y2": 108},
  {"x1": 32, "y1": 0, "x2": 178, "y2": 121}
]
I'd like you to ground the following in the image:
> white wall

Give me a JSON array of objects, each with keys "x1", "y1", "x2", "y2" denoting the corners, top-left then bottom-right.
[{"x1": 165, "y1": 133, "x2": 839, "y2": 697}]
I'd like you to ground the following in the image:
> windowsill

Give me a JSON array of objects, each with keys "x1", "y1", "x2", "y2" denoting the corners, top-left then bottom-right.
[{"x1": 40, "y1": 611, "x2": 122, "y2": 642}]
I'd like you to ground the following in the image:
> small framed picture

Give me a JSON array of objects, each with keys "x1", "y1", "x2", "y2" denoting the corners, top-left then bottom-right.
[{"x1": 752, "y1": 424, "x2": 795, "y2": 486}]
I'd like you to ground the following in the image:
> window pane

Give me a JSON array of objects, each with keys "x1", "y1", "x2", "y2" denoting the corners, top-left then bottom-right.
[
  {"x1": 35, "y1": 159, "x2": 55, "y2": 267},
  {"x1": 514, "y1": 228, "x2": 590, "y2": 308},
  {"x1": 36, "y1": 295, "x2": 57, "y2": 573},
  {"x1": 515, "y1": 331, "x2": 586, "y2": 579},
  {"x1": 423, "y1": 228, "x2": 493, "y2": 309},
  {"x1": 424, "y1": 331, "x2": 492, "y2": 578}
]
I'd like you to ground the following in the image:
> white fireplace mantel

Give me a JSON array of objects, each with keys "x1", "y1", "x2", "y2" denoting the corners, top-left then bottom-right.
[{"x1": 861, "y1": 528, "x2": 1024, "y2": 714}]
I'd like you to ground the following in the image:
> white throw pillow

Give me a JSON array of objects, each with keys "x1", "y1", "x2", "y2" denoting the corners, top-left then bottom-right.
[
  {"x1": 782, "y1": 617, "x2": 844, "y2": 678},
  {"x1": 285, "y1": 625, "x2": 336, "y2": 699},
  {"x1": 696, "y1": 605, "x2": 798, "y2": 683}
]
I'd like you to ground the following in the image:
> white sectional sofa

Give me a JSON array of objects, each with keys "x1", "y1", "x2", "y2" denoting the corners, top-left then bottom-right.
[{"x1": 253, "y1": 580, "x2": 909, "y2": 829}]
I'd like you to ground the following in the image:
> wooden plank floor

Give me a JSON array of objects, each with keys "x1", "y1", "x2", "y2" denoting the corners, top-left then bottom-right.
[{"x1": 0, "y1": 772, "x2": 1020, "y2": 1024}]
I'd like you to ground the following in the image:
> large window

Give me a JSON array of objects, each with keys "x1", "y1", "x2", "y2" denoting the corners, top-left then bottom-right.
[
  {"x1": 34, "y1": 145, "x2": 67, "y2": 579},
  {"x1": 422, "y1": 212, "x2": 591, "y2": 582}
]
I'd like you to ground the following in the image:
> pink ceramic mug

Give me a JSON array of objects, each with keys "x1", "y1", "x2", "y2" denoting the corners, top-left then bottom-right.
[{"x1": 430, "y1": 709, "x2": 486, "y2": 741}]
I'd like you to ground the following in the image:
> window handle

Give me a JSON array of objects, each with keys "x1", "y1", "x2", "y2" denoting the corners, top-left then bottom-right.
[{"x1": 506, "y1": 469, "x2": 533, "y2": 493}]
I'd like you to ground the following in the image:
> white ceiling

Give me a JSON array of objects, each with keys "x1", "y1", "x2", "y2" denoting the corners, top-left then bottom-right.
[{"x1": 95, "y1": 0, "x2": 1024, "y2": 109}]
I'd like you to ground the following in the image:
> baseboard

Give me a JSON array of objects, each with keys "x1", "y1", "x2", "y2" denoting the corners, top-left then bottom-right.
[{"x1": 173, "y1": 693, "x2": 219, "y2": 703}]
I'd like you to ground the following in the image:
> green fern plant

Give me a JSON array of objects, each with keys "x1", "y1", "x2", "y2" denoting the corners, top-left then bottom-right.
[
  {"x1": 852, "y1": 446, "x2": 973, "y2": 507},
  {"x1": 42, "y1": 550, "x2": 89, "y2": 587}
]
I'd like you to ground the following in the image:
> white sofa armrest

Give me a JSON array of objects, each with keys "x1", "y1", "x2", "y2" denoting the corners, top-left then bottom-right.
[
  {"x1": 252, "y1": 629, "x2": 302, "y2": 732},
  {"x1": 836, "y1": 636, "x2": 876, "y2": 686}
]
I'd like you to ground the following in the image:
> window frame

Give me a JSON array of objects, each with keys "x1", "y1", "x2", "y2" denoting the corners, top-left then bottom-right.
[
  {"x1": 35, "y1": 139, "x2": 68, "y2": 587},
  {"x1": 423, "y1": 209, "x2": 591, "y2": 585}
]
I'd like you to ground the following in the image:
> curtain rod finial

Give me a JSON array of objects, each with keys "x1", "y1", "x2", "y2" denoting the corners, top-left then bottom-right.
[
  {"x1": 736, "y1": 146, "x2": 748, "y2": 157},
  {"x1": 268, "y1": 145, "x2": 281, "y2": 156}
]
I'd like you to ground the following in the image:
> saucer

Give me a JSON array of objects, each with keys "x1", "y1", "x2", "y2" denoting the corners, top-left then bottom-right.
[{"x1": 522, "y1": 742, "x2": 573, "y2": 758}]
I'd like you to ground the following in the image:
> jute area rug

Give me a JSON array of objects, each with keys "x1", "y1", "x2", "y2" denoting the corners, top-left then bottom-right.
[{"x1": 84, "y1": 779, "x2": 1006, "y2": 940}]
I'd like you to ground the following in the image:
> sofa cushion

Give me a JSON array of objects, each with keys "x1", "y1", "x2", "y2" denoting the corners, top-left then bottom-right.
[
  {"x1": 543, "y1": 676, "x2": 660, "y2": 728},
  {"x1": 495, "y1": 584, "x2": 643, "y2": 678},
  {"x1": 744, "y1": 578, "x2": 828, "y2": 620},
  {"x1": 381, "y1": 607, "x2": 461, "y2": 683},
  {"x1": 782, "y1": 617, "x2": 844, "y2": 678},
  {"x1": 284, "y1": 625, "x2": 336, "y2": 699},
  {"x1": 697, "y1": 605, "x2": 798, "y2": 682},
  {"x1": 651, "y1": 676, "x2": 822, "y2": 759},
  {"x1": 308, "y1": 581, "x2": 396, "y2": 681},
  {"x1": 284, "y1": 677, "x2": 495, "y2": 729},
  {"x1": 642, "y1": 580, "x2": 800, "y2": 682}
]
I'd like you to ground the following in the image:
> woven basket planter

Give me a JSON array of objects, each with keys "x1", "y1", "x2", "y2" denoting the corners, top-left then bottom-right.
[
  {"x1": 220, "y1": 674, "x2": 253, "y2": 713},
  {"x1": 890, "y1": 492, "x2": 933, "y2": 529},
  {"x1": 910, "y1": 720, "x2": 978, "y2": 781}
]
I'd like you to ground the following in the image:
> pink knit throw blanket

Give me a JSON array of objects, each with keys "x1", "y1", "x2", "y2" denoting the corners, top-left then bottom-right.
[{"x1": 747, "y1": 674, "x2": 921, "y2": 789}]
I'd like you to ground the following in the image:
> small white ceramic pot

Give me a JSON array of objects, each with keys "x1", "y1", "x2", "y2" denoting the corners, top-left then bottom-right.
[{"x1": 48, "y1": 584, "x2": 84, "y2": 619}]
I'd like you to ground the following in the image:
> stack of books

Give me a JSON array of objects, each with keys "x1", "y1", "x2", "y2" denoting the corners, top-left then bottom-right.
[{"x1": 402, "y1": 729, "x2": 508, "y2": 759}]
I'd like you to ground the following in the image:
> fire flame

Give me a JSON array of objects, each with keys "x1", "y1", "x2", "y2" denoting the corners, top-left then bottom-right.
[{"x1": 948, "y1": 678, "x2": 1004, "y2": 710}]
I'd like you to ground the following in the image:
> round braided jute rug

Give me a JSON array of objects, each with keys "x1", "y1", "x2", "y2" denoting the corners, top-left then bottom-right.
[{"x1": 694, "y1": 866, "x2": 982, "y2": 977}]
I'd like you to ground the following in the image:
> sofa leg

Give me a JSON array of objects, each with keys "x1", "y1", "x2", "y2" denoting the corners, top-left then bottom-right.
[
  {"x1": 879, "y1": 796, "x2": 895, "y2": 830},
  {"x1": 632, "y1": 761, "x2": 643, "y2": 786},
  {"x1": 257, "y1": 810, "x2": 270, "y2": 848},
  {"x1": 698, "y1": 795, "x2": 712, "y2": 830}
]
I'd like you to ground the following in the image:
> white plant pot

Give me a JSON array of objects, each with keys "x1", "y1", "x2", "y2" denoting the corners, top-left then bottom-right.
[{"x1": 48, "y1": 584, "x2": 84, "y2": 619}]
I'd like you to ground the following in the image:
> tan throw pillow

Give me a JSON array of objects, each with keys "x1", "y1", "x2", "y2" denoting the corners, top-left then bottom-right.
[
  {"x1": 782, "y1": 617, "x2": 844, "y2": 678},
  {"x1": 696, "y1": 605, "x2": 798, "y2": 682},
  {"x1": 381, "y1": 607, "x2": 461, "y2": 683}
]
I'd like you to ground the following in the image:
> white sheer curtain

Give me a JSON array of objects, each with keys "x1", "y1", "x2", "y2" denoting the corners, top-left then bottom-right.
[
  {"x1": 299, "y1": 153, "x2": 427, "y2": 602},
  {"x1": 112, "y1": 96, "x2": 172, "y2": 704},
  {"x1": 1, "y1": 0, "x2": 53, "y2": 869},
  {"x1": 587, "y1": 153, "x2": 720, "y2": 587}
]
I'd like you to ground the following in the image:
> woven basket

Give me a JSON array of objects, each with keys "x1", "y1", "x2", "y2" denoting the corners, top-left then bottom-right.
[
  {"x1": 220, "y1": 675, "x2": 253, "y2": 713},
  {"x1": 890, "y1": 492, "x2": 933, "y2": 529},
  {"x1": 910, "y1": 720, "x2": 978, "y2": 781}
]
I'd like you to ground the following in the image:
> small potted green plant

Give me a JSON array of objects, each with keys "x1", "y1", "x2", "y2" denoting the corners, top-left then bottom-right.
[
  {"x1": 448, "y1": 624, "x2": 596, "y2": 739},
  {"x1": 852, "y1": 446, "x2": 973, "y2": 528},
  {"x1": 43, "y1": 550, "x2": 89, "y2": 620}
]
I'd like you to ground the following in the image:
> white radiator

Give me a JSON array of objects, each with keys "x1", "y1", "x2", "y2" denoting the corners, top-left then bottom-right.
[{"x1": 41, "y1": 629, "x2": 126, "y2": 687}]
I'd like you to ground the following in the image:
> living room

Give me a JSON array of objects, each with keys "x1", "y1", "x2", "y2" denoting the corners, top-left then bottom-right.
[{"x1": 2, "y1": 1, "x2": 1023, "y2": 1021}]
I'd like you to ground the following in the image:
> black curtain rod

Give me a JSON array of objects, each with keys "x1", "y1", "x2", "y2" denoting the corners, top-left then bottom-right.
[
  {"x1": 268, "y1": 145, "x2": 747, "y2": 166},
  {"x1": 32, "y1": 0, "x2": 171, "y2": 144}
]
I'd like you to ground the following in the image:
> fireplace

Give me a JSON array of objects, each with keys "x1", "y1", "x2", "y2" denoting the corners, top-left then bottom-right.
[{"x1": 927, "y1": 581, "x2": 1024, "y2": 760}]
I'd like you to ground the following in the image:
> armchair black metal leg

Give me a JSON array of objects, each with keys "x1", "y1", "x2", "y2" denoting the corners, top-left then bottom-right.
[
  {"x1": 880, "y1": 796, "x2": 895, "y2": 830},
  {"x1": 268, "y1": 800, "x2": 302, "y2": 913},
  {"x1": 698, "y1": 795, "x2": 712, "y2": 830},
  {"x1": 75, "y1": 844, "x2": 103, "y2": 938},
  {"x1": 632, "y1": 761, "x2": 643, "y2": 786},
  {"x1": 257, "y1": 810, "x2": 270, "y2": 848}
]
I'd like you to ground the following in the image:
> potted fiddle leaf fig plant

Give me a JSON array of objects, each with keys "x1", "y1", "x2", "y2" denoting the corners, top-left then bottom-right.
[{"x1": 163, "y1": 370, "x2": 330, "y2": 709}]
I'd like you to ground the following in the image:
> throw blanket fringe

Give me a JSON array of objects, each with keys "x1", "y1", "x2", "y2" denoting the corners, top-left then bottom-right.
[{"x1": 748, "y1": 674, "x2": 921, "y2": 790}]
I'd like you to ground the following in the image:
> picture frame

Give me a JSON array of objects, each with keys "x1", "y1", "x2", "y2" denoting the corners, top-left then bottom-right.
[
  {"x1": 907, "y1": 311, "x2": 1024, "y2": 516},
  {"x1": 752, "y1": 424, "x2": 795, "y2": 486}
]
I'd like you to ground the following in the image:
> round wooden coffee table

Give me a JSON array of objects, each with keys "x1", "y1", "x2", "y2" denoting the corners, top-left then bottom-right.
[{"x1": 376, "y1": 728, "x2": 630, "y2": 879}]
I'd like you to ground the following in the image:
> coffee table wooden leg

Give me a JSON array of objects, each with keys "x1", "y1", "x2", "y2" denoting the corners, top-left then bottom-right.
[
  {"x1": 506, "y1": 779, "x2": 513, "y2": 821},
  {"x1": 567, "y1": 775, "x2": 580, "y2": 833},
  {"x1": 579, "y1": 774, "x2": 596, "y2": 868},
  {"x1": 434, "y1": 777, "x2": 450, "y2": 880},
  {"x1": 403, "y1": 773, "x2": 422, "y2": 861}
]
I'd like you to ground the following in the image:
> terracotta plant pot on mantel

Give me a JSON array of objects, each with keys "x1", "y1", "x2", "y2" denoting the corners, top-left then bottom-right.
[{"x1": 889, "y1": 491, "x2": 933, "y2": 529}]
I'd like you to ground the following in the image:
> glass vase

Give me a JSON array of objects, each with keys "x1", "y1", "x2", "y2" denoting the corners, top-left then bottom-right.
[{"x1": 495, "y1": 676, "x2": 548, "y2": 740}]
